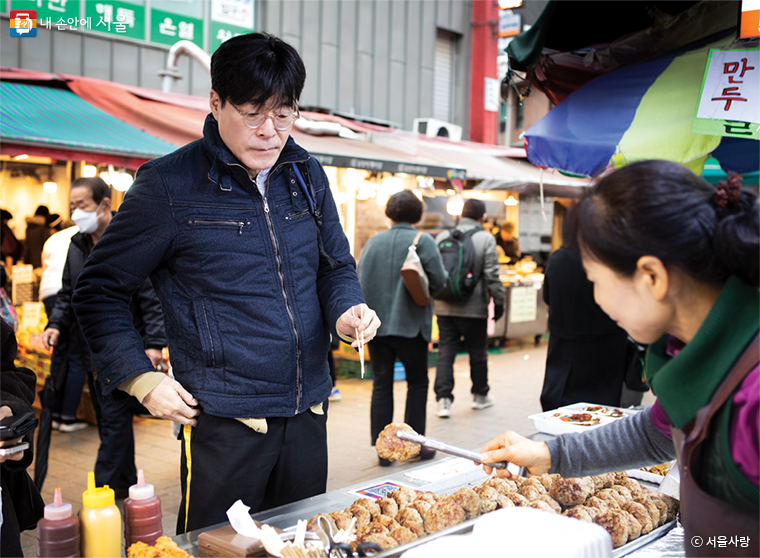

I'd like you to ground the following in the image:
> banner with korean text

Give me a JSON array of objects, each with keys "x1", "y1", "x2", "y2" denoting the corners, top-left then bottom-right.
[{"x1": 693, "y1": 49, "x2": 760, "y2": 140}]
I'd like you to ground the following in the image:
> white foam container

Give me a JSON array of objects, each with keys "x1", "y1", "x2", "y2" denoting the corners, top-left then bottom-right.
[{"x1": 529, "y1": 402, "x2": 640, "y2": 436}]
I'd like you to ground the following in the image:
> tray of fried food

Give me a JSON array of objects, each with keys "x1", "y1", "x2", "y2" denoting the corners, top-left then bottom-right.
[
  {"x1": 303, "y1": 470, "x2": 678, "y2": 557},
  {"x1": 127, "y1": 536, "x2": 191, "y2": 558}
]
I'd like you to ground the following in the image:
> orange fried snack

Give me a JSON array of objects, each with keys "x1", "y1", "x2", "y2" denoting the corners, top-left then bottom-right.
[{"x1": 127, "y1": 536, "x2": 191, "y2": 558}]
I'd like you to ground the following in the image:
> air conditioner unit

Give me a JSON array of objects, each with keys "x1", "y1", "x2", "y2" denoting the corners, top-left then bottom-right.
[{"x1": 413, "y1": 118, "x2": 463, "y2": 142}]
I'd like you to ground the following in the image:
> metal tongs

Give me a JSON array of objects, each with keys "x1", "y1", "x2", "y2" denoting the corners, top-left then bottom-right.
[{"x1": 396, "y1": 430, "x2": 525, "y2": 475}]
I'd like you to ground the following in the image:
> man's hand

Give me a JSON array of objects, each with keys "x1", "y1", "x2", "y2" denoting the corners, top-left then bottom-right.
[
  {"x1": 42, "y1": 328, "x2": 60, "y2": 350},
  {"x1": 0, "y1": 406, "x2": 24, "y2": 462},
  {"x1": 142, "y1": 376, "x2": 199, "y2": 426},
  {"x1": 478, "y1": 430, "x2": 552, "y2": 478},
  {"x1": 336, "y1": 304, "x2": 381, "y2": 348},
  {"x1": 144, "y1": 348, "x2": 163, "y2": 368}
]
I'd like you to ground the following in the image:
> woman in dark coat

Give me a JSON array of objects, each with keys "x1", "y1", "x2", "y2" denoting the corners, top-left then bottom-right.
[
  {"x1": 540, "y1": 246, "x2": 629, "y2": 411},
  {"x1": 1, "y1": 319, "x2": 45, "y2": 556}
]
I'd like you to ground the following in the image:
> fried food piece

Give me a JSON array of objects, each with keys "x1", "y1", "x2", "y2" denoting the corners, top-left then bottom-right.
[
  {"x1": 563, "y1": 506, "x2": 593, "y2": 522},
  {"x1": 408, "y1": 500, "x2": 432, "y2": 516},
  {"x1": 376, "y1": 497, "x2": 399, "y2": 519},
  {"x1": 357, "y1": 521, "x2": 388, "y2": 540},
  {"x1": 128, "y1": 536, "x2": 192, "y2": 558},
  {"x1": 518, "y1": 485, "x2": 542, "y2": 501},
  {"x1": 423, "y1": 500, "x2": 466, "y2": 533},
  {"x1": 594, "y1": 511, "x2": 629, "y2": 548},
  {"x1": 523, "y1": 478, "x2": 547, "y2": 494},
  {"x1": 483, "y1": 477, "x2": 518, "y2": 495},
  {"x1": 307, "y1": 513, "x2": 336, "y2": 533},
  {"x1": 346, "y1": 505, "x2": 372, "y2": 528},
  {"x1": 376, "y1": 423, "x2": 421, "y2": 462},
  {"x1": 611, "y1": 485, "x2": 633, "y2": 501},
  {"x1": 596, "y1": 473, "x2": 616, "y2": 490},
  {"x1": 495, "y1": 493, "x2": 515, "y2": 509},
  {"x1": 352, "y1": 498, "x2": 382, "y2": 518},
  {"x1": 585, "y1": 496, "x2": 612, "y2": 512},
  {"x1": 535, "y1": 474, "x2": 559, "y2": 492},
  {"x1": 596, "y1": 488, "x2": 625, "y2": 507},
  {"x1": 389, "y1": 486, "x2": 418, "y2": 509},
  {"x1": 413, "y1": 491, "x2": 439, "y2": 505},
  {"x1": 396, "y1": 507, "x2": 426, "y2": 537},
  {"x1": 618, "y1": 509, "x2": 642, "y2": 540},
  {"x1": 389, "y1": 526, "x2": 418, "y2": 545},
  {"x1": 549, "y1": 477, "x2": 594, "y2": 507},
  {"x1": 448, "y1": 488, "x2": 482, "y2": 520},
  {"x1": 329, "y1": 511, "x2": 355, "y2": 531},
  {"x1": 473, "y1": 485, "x2": 500, "y2": 514},
  {"x1": 361, "y1": 532, "x2": 399, "y2": 550},
  {"x1": 651, "y1": 492, "x2": 679, "y2": 522},
  {"x1": 613, "y1": 471, "x2": 629, "y2": 483},
  {"x1": 504, "y1": 492, "x2": 529, "y2": 507},
  {"x1": 127, "y1": 542, "x2": 155, "y2": 558},
  {"x1": 619, "y1": 479, "x2": 644, "y2": 497},
  {"x1": 373, "y1": 514, "x2": 400, "y2": 532},
  {"x1": 535, "y1": 494, "x2": 562, "y2": 514},
  {"x1": 622, "y1": 501, "x2": 653, "y2": 535},
  {"x1": 633, "y1": 496, "x2": 661, "y2": 527}
]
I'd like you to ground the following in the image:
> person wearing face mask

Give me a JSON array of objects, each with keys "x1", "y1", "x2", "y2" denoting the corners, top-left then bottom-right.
[{"x1": 42, "y1": 177, "x2": 167, "y2": 496}]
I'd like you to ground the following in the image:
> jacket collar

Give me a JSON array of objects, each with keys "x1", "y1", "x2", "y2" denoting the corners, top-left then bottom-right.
[
  {"x1": 391, "y1": 223, "x2": 415, "y2": 231},
  {"x1": 646, "y1": 276, "x2": 760, "y2": 428},
  {"x1": 202, "y1": 113, "x2": 309, "y2": 192},
  {"x1": 459, "y1": 217, "x2": 483, "y2": 231}
]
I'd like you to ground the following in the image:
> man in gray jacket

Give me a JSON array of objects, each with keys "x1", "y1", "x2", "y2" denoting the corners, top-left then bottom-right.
[{"x1": 434, "y1": 199, "x2": 505, "y2": 418}]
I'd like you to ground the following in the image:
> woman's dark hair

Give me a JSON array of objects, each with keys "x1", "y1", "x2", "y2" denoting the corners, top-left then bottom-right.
[
  {"x1": 565, "y1": 160, "x2": 759, "y2": 287},
  {"x1": 211, "y1": 32, "x2": 306, "y2": 109},
  {"x1": 386, "y1": 190, "x2": 424, "y2": 224},
  {"x1": 462, "y1": 199, "x2": 486, "y2": 221},
  {"x1": 71, "y1": 177, "x2": 110, "y2": 205}
]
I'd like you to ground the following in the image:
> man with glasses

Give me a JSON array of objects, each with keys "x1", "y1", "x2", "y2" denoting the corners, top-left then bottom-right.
[{"x1": 73, "y1": 33, "x2": 381, "y2": 533}]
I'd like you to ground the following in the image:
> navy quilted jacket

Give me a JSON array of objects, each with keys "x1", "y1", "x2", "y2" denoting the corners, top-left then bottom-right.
[{"x1": 74, "y1": 115, "x2": 364, "y2": 418}]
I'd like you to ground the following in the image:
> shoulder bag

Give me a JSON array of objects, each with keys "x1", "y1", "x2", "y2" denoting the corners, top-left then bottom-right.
[{"x1": 400, "y1": 231, "x2": 431, "y2": 306}]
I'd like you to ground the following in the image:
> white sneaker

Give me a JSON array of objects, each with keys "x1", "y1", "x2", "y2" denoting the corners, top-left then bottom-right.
[
  {"x1": 329, "y1": 387, "x2": 342, "y2": 402},
  {"x1": 436, "y1": 398, "x2": 452, "y2": 418},
  {"x1": 58, "y1": 419, "x2": 89, "y2": 433},
  {"x1": 51, "y1": 419, "x2": 61, "y2": 430},
  {"x1": 472, "y1": 394, "x2": 495, "y2": 410}
]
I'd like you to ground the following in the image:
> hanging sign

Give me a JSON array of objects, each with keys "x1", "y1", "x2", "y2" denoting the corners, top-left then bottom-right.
[
  {"x1": 740, "y1": 0, "x2": 760, "y2": 38},
  {"x1": 693, "y1": 49, "x2": 760, "y2": 139},
  {"x1": 210, "y1": 0, "x2": 253, "y2": 52},
  {"x1": 509, "y1": 286, "x2": 537, "y2": 324},
  {"x1": 150, "y1": 8, "x2": 203, "y2": 48}
]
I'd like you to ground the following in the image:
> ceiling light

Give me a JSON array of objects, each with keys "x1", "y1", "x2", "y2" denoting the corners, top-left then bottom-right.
[
  {"x1": 446, "y1": 189, "x2": 455, "y2": 196},
  {"x1": 112, "y1": 170, "x2": 133, "y2": 192},
  {"x1": 43, "y1": 181, "x2": 57, "y2": 193},
  {"x1": 14, "y1": 154, "x2": 28, "y2": 160},
  {"x1": 504, "y1": 195, "x2": 518, "y2": 206},
  {"x1": 82, "y1": 165, "x2": 97, "y2": 178},
  {"x1": 447, "y1": 195, "x2": 464, "y2": 216}
]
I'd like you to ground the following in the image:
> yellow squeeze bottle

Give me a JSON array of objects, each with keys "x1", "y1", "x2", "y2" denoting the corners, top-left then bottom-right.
[{"x1": 80, "y1": 472, "x2": 122, "y2": 558}]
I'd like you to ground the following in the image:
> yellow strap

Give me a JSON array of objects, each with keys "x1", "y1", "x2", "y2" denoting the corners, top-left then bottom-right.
[{"x1": 182, "y1": 424, "x2": 193, "y2": 533}]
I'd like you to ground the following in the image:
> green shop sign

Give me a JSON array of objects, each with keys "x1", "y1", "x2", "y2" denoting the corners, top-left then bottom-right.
[
  {"x1": 209, "y1": 21, "x2": 251, "y2": 52},
  {"x1": 85, "y1": 0, "x2": 145, "y2": 41},
  {"x1": 150, "y1": 8, "x2": 202, "y2": 48},
  {"x1": 11, "y1": 0, "x2": 80, "y2": 28}
]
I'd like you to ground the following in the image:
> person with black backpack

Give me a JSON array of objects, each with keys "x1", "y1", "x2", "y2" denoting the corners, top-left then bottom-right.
[{"x1": 433, "y1": 199, "x2": 505, "y2": 418}]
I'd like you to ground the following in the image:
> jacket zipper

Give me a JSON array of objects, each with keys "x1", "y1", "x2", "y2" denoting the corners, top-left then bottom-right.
[
  {"x1": 192, "y1": 218, "x2": 247, "y2": 235},
  {"x1": 229, "y1": 159, "x2": 309, "y2": 415}
]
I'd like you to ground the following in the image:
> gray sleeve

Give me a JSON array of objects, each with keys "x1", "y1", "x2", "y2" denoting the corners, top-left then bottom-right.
[{"x1": 546, "y1": 406, "x2": 677, "y2": 478}]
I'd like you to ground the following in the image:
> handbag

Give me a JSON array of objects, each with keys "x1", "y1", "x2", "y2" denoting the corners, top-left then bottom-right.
[{"x1": 400, "y1": 232, "x2": 431, "y2": 306}]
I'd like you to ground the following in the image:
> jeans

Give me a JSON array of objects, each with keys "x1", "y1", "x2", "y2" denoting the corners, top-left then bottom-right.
[
  {"x1": 434, "y1": 316, "x2": 489, "y2": 402},
  {"x1": 368, "y1": 335, "x2": 430, "y2": 444}
]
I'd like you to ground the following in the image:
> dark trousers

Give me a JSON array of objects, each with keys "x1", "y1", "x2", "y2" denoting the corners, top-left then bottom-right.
[
  {"x1": 88, "y1": 372, "x2": 137, "y2": 490},
  {"x1": 43, "y1": 295, "x2": 85, "y2": 420},
  {"x1": 177, "y1": 408, "x2": 329, "y2": 534},
  {"x1": 434, "y1": 316, "x2": 489, "y2": 402},
  {"x1": 368, "y1": 334, "x2": 430, "y2": 444}
]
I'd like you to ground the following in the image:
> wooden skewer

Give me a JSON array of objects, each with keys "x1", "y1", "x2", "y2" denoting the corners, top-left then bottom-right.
[{"x1": 351, "y1": 306, "x2": 366, "y2": 379}]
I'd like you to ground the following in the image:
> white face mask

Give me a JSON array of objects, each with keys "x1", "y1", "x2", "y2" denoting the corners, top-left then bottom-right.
[{"x1": 71, "y1": 203, "x2": 103, "y2": 234}]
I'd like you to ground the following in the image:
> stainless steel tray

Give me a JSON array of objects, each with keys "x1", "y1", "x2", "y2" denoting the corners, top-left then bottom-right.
[{"x1": 369, "y1": 517, "x2": 677, "y2": 558}]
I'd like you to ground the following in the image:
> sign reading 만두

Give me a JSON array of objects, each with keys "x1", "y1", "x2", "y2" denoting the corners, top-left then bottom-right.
[{"x1": 693, "y1": 49, "x2": 760, "y2": 139}]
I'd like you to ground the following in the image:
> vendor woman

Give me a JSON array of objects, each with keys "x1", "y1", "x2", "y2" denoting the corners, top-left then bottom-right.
[{"x1": 479, "y1": 161, "x2": 759, "y2": 557}]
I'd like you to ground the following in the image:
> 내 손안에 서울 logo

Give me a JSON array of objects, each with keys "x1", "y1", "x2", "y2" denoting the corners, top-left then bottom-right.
[{"x1": 10, "y1": 11, "x2": 37, "y2": 37}]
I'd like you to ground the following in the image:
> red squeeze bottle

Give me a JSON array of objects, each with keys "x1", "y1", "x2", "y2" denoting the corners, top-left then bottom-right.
[
  {"x1": 36, "y1": 487, "x2": 80, "y2": 558},
  {"x1": 123, "y1": 469, "x2": 163, "y2": 547}
]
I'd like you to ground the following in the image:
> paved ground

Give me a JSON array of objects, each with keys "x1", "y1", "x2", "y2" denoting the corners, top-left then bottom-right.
[{"x1": 19, "y1": 337, "x2": 654, "y2": 555}]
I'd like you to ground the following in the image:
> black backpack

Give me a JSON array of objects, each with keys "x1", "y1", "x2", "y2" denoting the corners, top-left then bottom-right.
[{"x1": 435, "y1": 228, "x2": 480, "y2": 302}]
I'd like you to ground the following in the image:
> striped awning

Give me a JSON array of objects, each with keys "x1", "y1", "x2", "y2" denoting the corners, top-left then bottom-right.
[{"x1": 1, "y1": 81, "x2": 176, "y2": 159}]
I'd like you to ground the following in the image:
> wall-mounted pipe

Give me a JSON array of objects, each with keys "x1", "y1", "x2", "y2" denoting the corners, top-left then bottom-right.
[{"x1": 159, "y1": 40, "x2": 211, "y2": 93}]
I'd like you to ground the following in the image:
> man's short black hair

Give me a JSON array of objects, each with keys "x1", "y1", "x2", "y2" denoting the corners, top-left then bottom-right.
[
  {"x1": 385, "y1": 190, "x2": 424, "y2": 224},
  {"x1": 71, "y1": 177, "x2": 110, "y2": 205},
  {"x1": 211, "y1": 33, "x2": 306, "y2": 109},
  {"x1": 462, "y1": 199, "x2": 486, "y2": 221}
]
